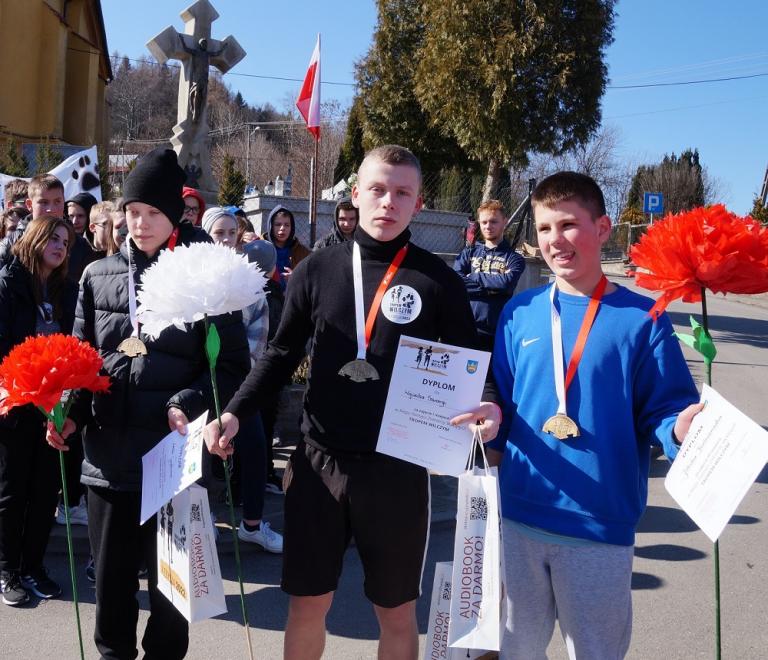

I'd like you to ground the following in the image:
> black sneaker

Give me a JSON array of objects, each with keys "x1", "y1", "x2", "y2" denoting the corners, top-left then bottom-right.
[
  {"x1": 1, "y1": 571, "x2": 30, "y2": 606},
  {"x1": 21, "y1": 567, "x2": 61, "y2": 599},
  {"x1": 85, "y1": 557, "x2": 96, "y2": 583}
]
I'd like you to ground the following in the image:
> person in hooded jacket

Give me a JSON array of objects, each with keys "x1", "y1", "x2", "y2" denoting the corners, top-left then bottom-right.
[
  {"x1": 46, "y1": 148, "x2": 250, "y2": 660},
  {"x1": 262, "y1": 205, "x2": 310, "y2": 290},
  {"x1": 0, "y1": 216, "x2": 77, "y2": 607},
  {"x1": 313, "y1": 197, "x2": 359, "y2": 250}
]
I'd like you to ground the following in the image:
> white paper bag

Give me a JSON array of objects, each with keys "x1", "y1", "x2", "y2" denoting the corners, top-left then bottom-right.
[
  {"x1": 448, "y1": 438, "x2": 504, "y2": 652},
  {"x1": 157, "y1": 484, "x2": 227, "y2": 623},
  {"x1": 424, "y1": 561, "x2": 495, "y2": 660}
]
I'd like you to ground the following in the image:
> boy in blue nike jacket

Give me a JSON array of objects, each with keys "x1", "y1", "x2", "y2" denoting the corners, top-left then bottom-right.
[{"x1": 487, "y1": 172, "x2": 702, "y2": 659}]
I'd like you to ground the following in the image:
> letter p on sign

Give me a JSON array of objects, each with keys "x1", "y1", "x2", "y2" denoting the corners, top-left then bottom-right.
[{"x1": 643, "y1": 192, "x2": 664, "y2": 214}]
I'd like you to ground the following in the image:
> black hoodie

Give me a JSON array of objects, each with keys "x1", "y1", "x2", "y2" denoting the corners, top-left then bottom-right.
[
  {"x1": 313, "y1": 198, "x2": 357, "y2": 250},
  {"x1": 226, "y1": 226, "x2": 496, "y2": 454}
]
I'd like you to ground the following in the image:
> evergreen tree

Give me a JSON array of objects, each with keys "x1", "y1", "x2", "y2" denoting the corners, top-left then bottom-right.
[
  {"x1": 414, "y1": 0, "x2": 616, "y2": 200},
  {"x1": 218, "y1": 154, "x2": 246, "y2": 206},
  {"x1": 97, "y1": 147, "x2": 112, "y2": 200},
  {"x1": 355, "y1": 0, "x2": 470, "y2": 180},
  {"x1": 333, "y1": 96, "x2": 366, "y2": 183},
  {"x1": 0, "y1": 138, "x2": 30, "y2": 177},
  {"x1": 621, "y1": 148, "x2": 707, "y2": 221},
  {"x1": 35, "y1": 138, "x2": 63, "y2": 174},
  {"x1": 751, "y1": 197, "x2": 768, "y2": 225}
]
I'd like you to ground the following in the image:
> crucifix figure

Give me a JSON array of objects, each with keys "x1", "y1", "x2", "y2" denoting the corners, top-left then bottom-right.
[{"x1": 147, "y1": 0, "x2": 245, "y2": 193}]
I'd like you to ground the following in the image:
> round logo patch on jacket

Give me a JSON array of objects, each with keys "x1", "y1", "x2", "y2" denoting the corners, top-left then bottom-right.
[{"x1": 381, "y1": 285, "x2": 422, "y2": 324}]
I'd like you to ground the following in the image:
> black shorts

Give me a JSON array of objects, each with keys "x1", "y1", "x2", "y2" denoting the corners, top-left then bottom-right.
[{"x1": 281, "y1": 440, "x2": 430, "y2": 608}]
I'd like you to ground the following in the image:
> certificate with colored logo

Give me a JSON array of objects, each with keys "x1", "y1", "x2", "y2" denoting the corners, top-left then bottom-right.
[
  {"x1": 140, "y1": 411, "x2": 208, "y2": 524},
  {"x1": 376, "y1": 335, "x2": 490, "y2": 476}
]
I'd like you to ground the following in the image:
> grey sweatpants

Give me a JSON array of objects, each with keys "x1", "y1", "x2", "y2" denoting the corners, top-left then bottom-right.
[{"x1": 500, "y1": 519, "x2": 634, "y2": 660}]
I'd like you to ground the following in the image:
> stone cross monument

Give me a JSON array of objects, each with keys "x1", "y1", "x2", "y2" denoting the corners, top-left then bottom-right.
[{"x1": 147, "y1": 0, "x2": 245, "y2": 195}]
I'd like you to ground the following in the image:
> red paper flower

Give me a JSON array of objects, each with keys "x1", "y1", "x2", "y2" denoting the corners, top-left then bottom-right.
[
  {"x1": 0, "y1": 334, "x2": 110, "y2": 415},
  {"x1": 629, "y1": 204, "x2": 768, "y2": 318}
]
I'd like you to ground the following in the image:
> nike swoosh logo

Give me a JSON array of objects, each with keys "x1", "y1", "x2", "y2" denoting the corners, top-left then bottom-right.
[{"x1": 521, "y1": 337, "x2": 540, "y2": 347}]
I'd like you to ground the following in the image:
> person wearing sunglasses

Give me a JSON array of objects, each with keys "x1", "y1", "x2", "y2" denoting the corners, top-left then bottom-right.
[{"x1": 0, "y1": 206, "x2": 27, "y2": 240}]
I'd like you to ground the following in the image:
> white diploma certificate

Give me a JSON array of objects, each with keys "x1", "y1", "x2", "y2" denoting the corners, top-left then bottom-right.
[
  {"x1": 139, "y1": 411, "x2": 208, "y2": 524},
  {"x1": 376, "y1": 335, "x2": 490, "y2": 476},
  {"x1": 665, "y1": 385, "x2": 768, "y2": 542}
]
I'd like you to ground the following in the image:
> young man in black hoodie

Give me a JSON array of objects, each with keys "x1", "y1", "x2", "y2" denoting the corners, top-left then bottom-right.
[
  {"x1": 313, "y1": 196, "x2": 358, "y2": 250},
  {"x1": 205, "y1": 145, "x2": 500, "y2": 660}
]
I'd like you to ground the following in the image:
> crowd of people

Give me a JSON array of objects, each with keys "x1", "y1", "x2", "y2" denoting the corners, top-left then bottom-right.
[{"x1": 0, "y1": 143, "x2": 703, "y2": 660}]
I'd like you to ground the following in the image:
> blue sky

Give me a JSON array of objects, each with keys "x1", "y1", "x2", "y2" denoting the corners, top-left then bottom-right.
[{"x1": 102, "y1": 1, "x2": 767, "y2": 214}]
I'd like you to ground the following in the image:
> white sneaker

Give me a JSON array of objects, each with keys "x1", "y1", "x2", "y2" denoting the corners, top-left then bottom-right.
[
  {"x1": 55, "y1": 497, "x2": 88, "y2": 526},
  {"x1": 237, "y1": 521, "x2": 283, "y2": 553}
]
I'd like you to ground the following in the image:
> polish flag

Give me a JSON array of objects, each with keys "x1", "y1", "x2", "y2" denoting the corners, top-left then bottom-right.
[{"x1": 296, "y1": 35, "x2": 321, "y2": 139}]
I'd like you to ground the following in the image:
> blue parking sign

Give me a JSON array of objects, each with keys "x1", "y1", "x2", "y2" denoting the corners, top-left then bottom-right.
[{"x1": 643, "y1": 192, "x2": 664, "y2": 214}]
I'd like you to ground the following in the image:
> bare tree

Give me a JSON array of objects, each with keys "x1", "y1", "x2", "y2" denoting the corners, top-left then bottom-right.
[{"x1": 519, "y1": 124, "x2": 634, "y2": 221}]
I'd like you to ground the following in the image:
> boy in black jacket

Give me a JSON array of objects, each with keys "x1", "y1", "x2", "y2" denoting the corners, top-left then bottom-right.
[
  {"x1": 48, "y1": 148, "x2": 249, "y2": 660},
  {"x1": 205, "y1": 145, "x2": 500, "y2": 660}
]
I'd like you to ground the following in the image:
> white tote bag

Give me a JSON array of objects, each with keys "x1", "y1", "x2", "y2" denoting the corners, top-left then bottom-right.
[
  {"x1": 447, "y1": 435, "x2": 505, "y2": 652},
  {"x1": 424, "y1": 561, "x2": 496, "y2": 660},
  {"x1": 157, "y1": 484, "x2": 227, "y2": 623}
]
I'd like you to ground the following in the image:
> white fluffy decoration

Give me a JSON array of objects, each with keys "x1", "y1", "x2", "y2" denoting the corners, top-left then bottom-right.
[{"x1": 137, "y1": 242, "x2": 267, "y2": 338}]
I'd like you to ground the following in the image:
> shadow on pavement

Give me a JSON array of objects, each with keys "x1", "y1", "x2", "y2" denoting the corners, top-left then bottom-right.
[
  {"x1": 666, "y1": 311, "x2": 768, "y2": 349},
  {"x1": 635, "y1": 544, "x2": 707, "y2": 561},
  {"x1": 631, "y1": 572, "x2": 663, "y2": 590},
  {"x1": 728, "y1": 514, "x2": 760, "y2": 525},
  {"x1": 637, "y1": 505, "x2": 697, "y2": 534}
]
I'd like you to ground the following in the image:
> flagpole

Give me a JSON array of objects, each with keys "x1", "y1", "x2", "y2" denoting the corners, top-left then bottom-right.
[
  {"x1": 310, "y1": 138, "x2": 318, "y2": 246},
  {"x1": 296, "y1": 33, "x2": 321, "y2": 246}
]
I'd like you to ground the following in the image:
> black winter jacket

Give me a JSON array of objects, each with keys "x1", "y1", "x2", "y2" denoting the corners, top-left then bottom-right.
[
  {"x1": 0, "y1": 259, "x2": 78, "y2": 428},
  {"x1": 70, "y1": 224, "x2": 250, "y2": 490},
  {"x1": 0, "y1": 220, "x2": 96, "y2": 283}
]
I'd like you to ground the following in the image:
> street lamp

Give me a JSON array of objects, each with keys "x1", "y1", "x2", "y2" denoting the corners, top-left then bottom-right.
[{"x1": 245, "y1": 125, "x2": 260, "y2": 186}]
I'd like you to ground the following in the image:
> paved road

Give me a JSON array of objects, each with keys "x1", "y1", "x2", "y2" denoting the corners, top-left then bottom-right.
[{"x1": 2, "y1": 277, "x2": 767, "y2": 659}]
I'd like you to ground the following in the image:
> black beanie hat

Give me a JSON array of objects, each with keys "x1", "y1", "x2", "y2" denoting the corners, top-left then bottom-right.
[
  {"x1": 66, "y1": 192, "x2": 98, "y2": 218},
  {"x1": 121, "y1": 147, "x2": 186, "y2": 225}
]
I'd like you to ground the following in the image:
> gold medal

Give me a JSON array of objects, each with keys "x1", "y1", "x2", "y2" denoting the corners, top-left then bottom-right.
[
  {"x1": 117, "y1": 336, "x2": 148, "y2": 357},
  {"x1": 542, "y1": 413, "x2": 580, "y2": 440},
  {"x1": 545, "y1": 276, "x2": 609, "y2": 442}
]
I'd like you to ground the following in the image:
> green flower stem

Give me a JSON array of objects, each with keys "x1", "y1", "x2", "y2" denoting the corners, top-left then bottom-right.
[
  {"x1": 39, "y1": 400, "x2": 84, "y2": 660},
  {"x1": 700, "y1": 288, "x2": 720, "y2": 660},
  {"x1": 58, "y1": 451, "x2": 85, "y2": 660},
  {"x1": 204, "y1": 315, "x2": 254, "y2": 660}
]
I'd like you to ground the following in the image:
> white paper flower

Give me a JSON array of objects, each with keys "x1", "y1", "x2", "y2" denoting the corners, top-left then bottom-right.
[{"x1": 137, "y1": 242, "x2": 267, "y2": 338}]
